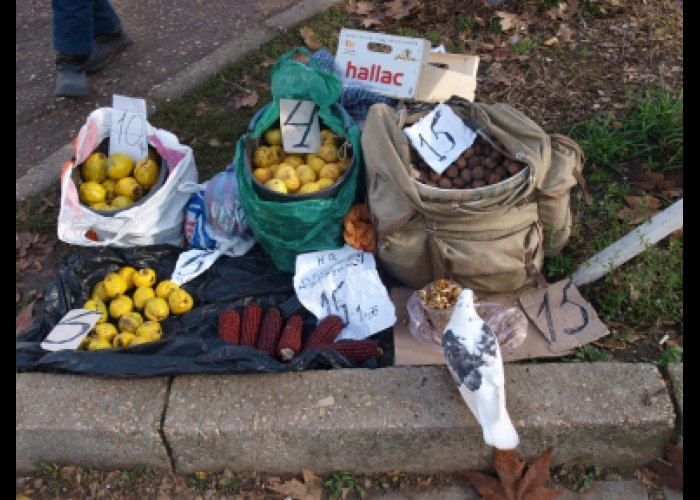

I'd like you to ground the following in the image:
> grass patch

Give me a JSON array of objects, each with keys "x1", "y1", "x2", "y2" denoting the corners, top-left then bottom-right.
[
  {"x1": 325, "y1": 471, "x2": 365, "y2": 499},
  {"x1": 513, "y1": 38, "x2": 536, "y2": 55},
  {"x1": 568, "y1": 88, "x2": 683, "y2": 172}
]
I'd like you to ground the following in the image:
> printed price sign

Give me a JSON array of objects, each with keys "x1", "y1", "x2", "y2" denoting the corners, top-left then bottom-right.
[
  {"x1": 279, "y1": 98, "x2": 321, "y2": 154},
  {"x1": 403, "y1": 103, "x2": 476, "y2": 174},
  {"x1": 519, "y1": 278, "x2": 609, "y2": 353},
  {"x1": 40, "y1": 309, "x2": 102, "y2": 352},
  {"x1": 110, "y1": 94, "x2": 148, "y2": 161},
  {"x1": 294, "y1": 245, "x2": 396, "y2": 341}
]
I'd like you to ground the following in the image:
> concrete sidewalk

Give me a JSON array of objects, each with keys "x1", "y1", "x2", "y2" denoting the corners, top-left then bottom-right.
[
  {"x1": 16, "y1": 0, "x2": 341, "y2": 201},
  {"x1": 17, "y1": 363, "x2": 682, "y2": 481}
]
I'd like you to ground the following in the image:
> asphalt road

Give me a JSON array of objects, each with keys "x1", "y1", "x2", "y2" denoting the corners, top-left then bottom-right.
[{"x1": 16, "y1": 0, "x2": 319, "y2": 196}]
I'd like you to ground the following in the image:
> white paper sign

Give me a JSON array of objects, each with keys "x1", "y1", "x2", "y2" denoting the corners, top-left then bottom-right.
[
  {"x1": 110, "y1": 94, "x2": 149, "y2": 161},
  {"x1": 170, "y1": 248, "x2": 222, "y2": 286},
  {"x1": 294, "y1": 245, "x2": 396, "y2": 341},
  {"x1": 279, "y1": 98, "x2": 321, "y2": 154},
  {"x1": 403, "y1": 103, "x2": 476, "y2": 174},
  {"x1": 40, "y1": 309, "x2": 102, "y2": 351}
]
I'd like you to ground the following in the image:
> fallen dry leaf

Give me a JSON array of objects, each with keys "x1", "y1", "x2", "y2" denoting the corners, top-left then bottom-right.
[
  {"x1": 300, "y1": 26, "x2": 323, "y2": 50},
  {"x1": 15, "y1": 299, "x2": 36, "y2": 337},
  {"x1": 669, "y1": 228, "x2": 683, "y2": 241},
  {"x1": 647, "y1": 442, "x2": 683, "y2": 491},
  {"x1": 544, "y1": 37, "x2": 559, "y2": 46},
  {"x1": 629, "y1": 171, "x2": 666, "y2": 191},
  {"x1": 557, "y1": 24, "x2": 572, "y2": 43},
  {"x1": 385, "y1": 0, "x2": 419, "y2": 21},
  {"x1": 260, "y1": 56, "x2": 276, "y2": 68},
  {"x1": 495, "y1": 11, "x2": 522, "y2": 32},
  {"x1": 461, "y1": 448, "x2": 563, "y2": 500},
  {"x1": 617, "y1": 195, "x2": 662, "y2": 224},
  {"x1": 361, "y1": 16, "x2": 383, "y2": 27},
  {"x1": 350, "y1": 0, "x2": 375, "y2": 15},
  {"x1": 267, "y1": 477, "x2": 315, "y2": 499},
  {"x1": 234, "y1": 91, "x2": 259, "y2": 108}
]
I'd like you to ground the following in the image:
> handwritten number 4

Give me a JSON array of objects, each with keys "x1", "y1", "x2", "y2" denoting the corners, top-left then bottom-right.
[{"x1": 284, "y1": 101, "x2": 319, "y2": 148}]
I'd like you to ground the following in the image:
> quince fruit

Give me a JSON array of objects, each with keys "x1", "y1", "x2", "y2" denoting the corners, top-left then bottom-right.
[
  {"x1": 88, "y1": 338, "x2": 113, "y2": 351},
  {"x1": 109, "y1": 294, "x2": 134, "y2": 319},
  {"x1": 118, "y1": 266, "x2": 136, "y2": 289},
  {"x1": 275, "y1": 165, "x2": 301, "y2": 192},
  {"x1": 155, "y1": 280, "x2": 180, "y2": 300},
  {"x1": 133, "y1": 268, "x2": 157, "y2": 288},
  {"x1": 118, "y1": 311, "x2": 144, "y2": 333},
  {"x1": 115, "y1": 177, "x2": 144, "y2": 201},
  {"x1": 168, "y1": 289, "x2": 194, "y2": 315},
  {"x1": 92, "y1": 323, "x2": 118, "y2": 342},
  {"x1": 101, "y1": 179, "x2": 117, "y2": 200},
  {"x1": 136, "y1": 321, "x2": 162, "y2": 341},
  {"x1": 83, "y1": 298, "x2": 108, "y2": 324},
  {"x1": 106, "y1": 152, "x2": 135, "y2": 179},
  {"x1": 283, "y1": 155, "x2": 303, "y2": 168},
  {"x1": 253, "y1": 146, "x2": 275, "y2": 168},
  {"x1": 113, "y1": 332, "x2": 136, "y2": 349},
  {"x1": 298, "y1": 182, "x2": 320, "y2": 194},
  {"x1": 253, "y1": 167, "x2": 273, "y2": 184},
  {"x1": 316, "y1": 178, "x2": 334, "y2": 190},
  {"x1": 319, "y1": 163, "x2": 340, "y2": 182},
  {"x1": 307, "y1": 156, "x2": 325, "y2": 175},
  {"x1": 317, "y1": 143, "x2": 338, "y2": 163},
  {"x1": 144, "y1": 297, "x2": 169, "y2": 322},
  {"x1": 79, "y1": 181, "x2": 107, "y2": 204},
  {"x1": 133, "y1": 286, "x2": 156, "y2": 310},
  {"x1": 103, "y1": 272, "x2": 128, "y2": 298},
  {"x1": 81, "y1": 152, "x2": 107, "y2": 183},
  {"x1": 111, "y1": 195, "x2": 133, "y2": 209},
  {"x1": 295, "y1": 165, "x2": 317, "y2": 185},
  {"x1": 264, "y1": 178, "x2": 288, "y2": 194},
  {"x1": 134, "y1": 157, "x2": 160, "y2": 189},
  {"x1": 90, "y1": 281, "x2": 109, "y2": 302},
  {"x1": 264, "y1": 128, "x2": 283, "y2": 146}
]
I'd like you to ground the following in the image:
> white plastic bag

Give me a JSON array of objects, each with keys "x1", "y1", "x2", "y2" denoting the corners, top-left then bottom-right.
[{"x1": 57, "y1": 107, "x2": 198, "y2": 247}]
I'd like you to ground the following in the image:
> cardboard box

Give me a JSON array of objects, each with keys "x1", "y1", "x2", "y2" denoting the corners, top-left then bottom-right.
[
  {"x1": 335, "y1": 28, "x2": 430, "y2": 99},
  {"x1": 414, "y1": 52, "x2": 480, "y2": 102}
]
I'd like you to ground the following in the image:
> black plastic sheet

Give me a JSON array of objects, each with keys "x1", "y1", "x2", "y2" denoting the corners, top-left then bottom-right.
[{"x1": 16, "y1": 245, "x2": 390, "y2": 377}]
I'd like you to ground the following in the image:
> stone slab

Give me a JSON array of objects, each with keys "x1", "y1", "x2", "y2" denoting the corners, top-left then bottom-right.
[
  {"x1": 16, "y1": 373, "x2": 171, "y2": 474},
  {"x1": 163, "y1": 363, "x2": 674, "y2": 474}
]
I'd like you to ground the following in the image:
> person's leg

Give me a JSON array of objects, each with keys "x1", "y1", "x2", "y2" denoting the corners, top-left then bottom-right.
[
  {"x1": 85, "y1": 0, "x2": 132, "y2": 74},
  {"x1": 52, "y1": 0, "x2": 93, "y2": 96}
]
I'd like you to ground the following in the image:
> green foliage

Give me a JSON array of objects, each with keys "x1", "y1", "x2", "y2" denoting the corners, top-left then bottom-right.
[
  {"x1": 190, "y1": 472, "x2": 210, "y2": 495},
  {"x1": 395, "y1": 27, "x2": 421, "y2": 38},
  {"x1": 513, "y1": 38, "x2": 535, "y2": 55},
  {"x1": 38, "y1": 461, "x2": 72, "y2": 495},
  {"x1": 325, "y1": 471, "x2": 365, "y2": 499},
  {"x1": 426, "y1": 30, "x2": 442, "y2": 44},
  {"x1": 488, "y1": 18, "x2": 503, "y2": 35},
  {"x1": 456, "y1": 15, "x2": 476, "y2": 32},
  {"x1": 654, "y1": 345, "x2": 683, "y2": 366},
  {"x1": 552, "y1": 464, "x2": 602, "y2": 492},
  {"x1": 571, "y1": 344, "x2": 612, "y2": 362},
  {"x1": 568, "y1": 88, "x2": 683, "y2": 172}
]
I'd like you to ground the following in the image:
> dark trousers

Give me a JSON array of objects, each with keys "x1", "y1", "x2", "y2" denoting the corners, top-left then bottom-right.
[{"x1": 52, "y1": 0, "x2": 121, "y2": 56}]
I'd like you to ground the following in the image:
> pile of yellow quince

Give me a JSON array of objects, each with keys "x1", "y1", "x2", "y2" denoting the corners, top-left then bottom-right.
[
  {"x1": 79, "y1": 266, "x2": 194, "y2": 351},
  {"x1": 252, "y1": 127, "x2": 351, "y2": 195},
  {"x1": 77, "y1": 147, "x2": 161, "y2": 211}
]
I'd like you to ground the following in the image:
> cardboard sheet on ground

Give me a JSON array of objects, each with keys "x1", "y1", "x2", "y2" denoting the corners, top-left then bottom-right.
[{"x1": 391, "y1": 284, "x2": 607, "y2": 365}]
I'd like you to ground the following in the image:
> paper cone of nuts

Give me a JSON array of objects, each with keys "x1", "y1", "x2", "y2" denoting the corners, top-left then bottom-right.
[{"x1": 418, "y1": 279, "x2": 463, "y2": 334}]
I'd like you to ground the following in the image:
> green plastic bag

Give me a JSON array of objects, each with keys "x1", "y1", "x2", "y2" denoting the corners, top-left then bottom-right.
[{"x1": 235, "y1": 48, "x2": 363, "y2": 272}]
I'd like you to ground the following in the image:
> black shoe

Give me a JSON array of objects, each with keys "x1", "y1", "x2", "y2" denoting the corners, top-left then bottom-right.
[
  {"x1": 85, "y1": 27, "x2": 132, "y2": 74},
  {"x1": 54, "y1": 54, "x2": 89, "y2": 97}
]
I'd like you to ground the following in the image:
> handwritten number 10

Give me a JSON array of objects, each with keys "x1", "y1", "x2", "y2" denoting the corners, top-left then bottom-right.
[{"x1": 117, "y1": 111, "x2": 146, "y2": 156}]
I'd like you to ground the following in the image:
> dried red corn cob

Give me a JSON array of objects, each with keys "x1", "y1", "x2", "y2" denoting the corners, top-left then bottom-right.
[
  {"x1": 314, "y1": 339, "x2": 383, "y2": 363},
  {"x1": 218, "y1": 308, "x2": 241, "y2": 344},
  {"x1": 257, "y1": 307, "x2": 283, "y2": 357},
  {"x1": 240, "y1": 302, "x2": 263, "y2": 347},
  {"x1": 304, "y1": 315, "x2": 344, "y2": 349},
  {"x1": 276, "y1": 315, "x2": 304, "y2": 362}
]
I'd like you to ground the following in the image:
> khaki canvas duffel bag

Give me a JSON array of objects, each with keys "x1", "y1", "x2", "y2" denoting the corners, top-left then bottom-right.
[{"x1": 362, "y1": 97, "x2": 586, "y2": 293}]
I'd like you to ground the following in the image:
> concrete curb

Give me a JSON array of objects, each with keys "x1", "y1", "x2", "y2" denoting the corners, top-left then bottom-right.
[
  {"x1": 15, "y1": 0, "x2": 341, "y2": 202},
  {"x1": 17, "y1": 362, "x2": 679, "y2": 475}
]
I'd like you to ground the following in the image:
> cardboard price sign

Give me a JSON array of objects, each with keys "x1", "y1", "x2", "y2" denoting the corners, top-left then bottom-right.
[
  {"x1": 40, "y1": 309, "x2": 102, "y2": 351},
  {"x1": 110, "y1": 94, "x2": 148, "y2": 161},
  {"x1": 519, "y1": 278, "x2": 609, "y2": 353},
  {"x1": 280, "y1": 98, "x2": 321, "y2": 154},
  {"x1": 403, "y1": 103, "x2": 476, "y2": 174}
]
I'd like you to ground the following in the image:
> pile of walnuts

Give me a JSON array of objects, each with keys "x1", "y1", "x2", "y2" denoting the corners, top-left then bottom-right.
[{"x1": 410, "y1": 135, "x2": 527, "y2": 190}]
